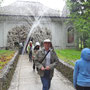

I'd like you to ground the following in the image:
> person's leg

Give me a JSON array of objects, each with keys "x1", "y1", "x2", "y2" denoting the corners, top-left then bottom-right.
[
  {"x1": 29, "y1": 51, "x2": 32, "y2": 61},
  {"x1": 48, "y1": 78, "x2": 52, "y2": 89},
  {"x1": 33, "y1": 62, "x2": 35, "y2": 70},
  {"x1": 36, "y1": 67, "x2": 38, "y2": 71},
  {"x1": 30, "y1": 51, "x2": 32, "y2": 61},
  {"x1": 41, "y1": 77, "x2": 49, "y2": 90},
  {"x1": 29, "y1": 52, "x2": 31, "y2": 61},
  {"x1": 44, "y1": 70, "x2": 51, "y2": 89}
]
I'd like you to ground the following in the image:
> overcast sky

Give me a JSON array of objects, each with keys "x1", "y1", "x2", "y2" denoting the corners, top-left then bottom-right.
[{"x1": 1, "y1": 0, "x2": 66, "y2": 11}]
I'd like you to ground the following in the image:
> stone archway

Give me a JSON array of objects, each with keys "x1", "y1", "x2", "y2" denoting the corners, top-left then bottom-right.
[{"x1": 7, "y1": 25, "x2": 52, "y2": 49}]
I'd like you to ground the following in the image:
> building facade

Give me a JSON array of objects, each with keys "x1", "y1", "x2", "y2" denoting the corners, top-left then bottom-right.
[{"x1": 0, "y1": 1, "x2": 76, "y2": 49}]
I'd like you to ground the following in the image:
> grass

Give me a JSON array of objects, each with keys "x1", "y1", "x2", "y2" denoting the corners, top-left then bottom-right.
[
  {"x1": 0, "y1": 50, "x2": 15, "y2": 70},
  {"x1": 55, "y1": 49, "x2": 81, "y2": 66}
]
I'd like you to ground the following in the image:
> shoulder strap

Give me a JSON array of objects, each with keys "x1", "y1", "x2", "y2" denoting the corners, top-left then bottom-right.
[{"x1": 40, "y1": 50, "x2": 50, "y2": 63}]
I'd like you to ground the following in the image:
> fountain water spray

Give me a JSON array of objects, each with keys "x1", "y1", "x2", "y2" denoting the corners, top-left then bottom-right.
[{"x1": 22, "y1": 5, "x2": 50, "y2": 54}]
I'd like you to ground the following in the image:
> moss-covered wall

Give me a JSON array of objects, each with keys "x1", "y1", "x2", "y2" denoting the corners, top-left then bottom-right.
[
  {"x1": 56, "y1": 59, "x2": 74, "y2": 82},
  {"x1": 0, "y1": 51, "x2": 19, "y2": 90}
]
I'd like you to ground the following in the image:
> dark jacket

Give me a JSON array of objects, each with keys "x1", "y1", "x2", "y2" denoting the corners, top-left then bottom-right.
[{"x1": 35, "y1": 48, "x2": 59, "y2": 78}]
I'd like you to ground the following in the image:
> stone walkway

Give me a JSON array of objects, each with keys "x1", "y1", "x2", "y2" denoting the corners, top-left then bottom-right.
[{"x1": 8, "y1": 55, "x2": 75, "y2": 90}]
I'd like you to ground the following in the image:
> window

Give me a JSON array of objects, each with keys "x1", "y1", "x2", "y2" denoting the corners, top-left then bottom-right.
[{"x1": 67, "y1": 27, "x2": 74, "y2": 43}]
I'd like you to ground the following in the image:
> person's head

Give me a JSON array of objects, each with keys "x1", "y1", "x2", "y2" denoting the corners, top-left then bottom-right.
[
  {"x1": 34, "y1": 42, "x2": 40, "y2": 50},
  {"x1": 29, "y1": 41, "x2": 32, "y2": 44},
  {"x1": 29, "y1": 41, "x2": 32, "y2": 46},
  {"x1": 35, "y1": 42, "x2": 40, "y2": 46},
  {"x1": 43, "y1": 39, "x2": 51, "y2": 51},
  {"x1": 81, "y1": 48, "x2": 90, "y2": 61}
]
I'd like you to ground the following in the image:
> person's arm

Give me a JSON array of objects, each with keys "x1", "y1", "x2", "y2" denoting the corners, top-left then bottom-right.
[
  {"x1": 32, "y1": 50, "x2": 35, "y2": 60},
  {"x1": 49, "y1": 51, "x2": 59, "y2": 70},
  {"x1": 73, "y1": 61, "x2": 79, "y2": 88},
  {"x1": 27, "y1": 45, "x2": 30, "y2": 54},
  {"x1": 34, "y1": 51, "x2": 44, "y2": 70}
]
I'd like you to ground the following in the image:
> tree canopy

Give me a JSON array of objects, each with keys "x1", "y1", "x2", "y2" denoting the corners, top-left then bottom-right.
[{"x1": 66, "y1": 0, "x2": 90, "y2": 48}]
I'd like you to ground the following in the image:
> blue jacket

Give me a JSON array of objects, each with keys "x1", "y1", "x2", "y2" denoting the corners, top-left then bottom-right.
[{"x1": 73, "y1": 48, "x2": 90, "y2": 88}]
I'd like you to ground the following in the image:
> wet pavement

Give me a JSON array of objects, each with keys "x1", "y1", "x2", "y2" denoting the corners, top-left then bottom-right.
[{"x1": 8, "y1": 55, "x2": 75, "y2": 90}]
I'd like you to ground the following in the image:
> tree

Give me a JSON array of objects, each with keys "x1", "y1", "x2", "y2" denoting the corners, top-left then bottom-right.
[{"x1": 66, "y1": 0, "x2": 90, "y2": 48}]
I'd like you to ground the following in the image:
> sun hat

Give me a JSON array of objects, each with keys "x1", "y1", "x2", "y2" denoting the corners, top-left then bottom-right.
[
  {"x1": 44, "y1": 39, "x2": 51, "y2": 43},
  {"x1": 29, "y1": 41, "x2": 32, "y2": 43},
  {"x1": 35, "y1": 42, "x2": 40, "y2": 46}
]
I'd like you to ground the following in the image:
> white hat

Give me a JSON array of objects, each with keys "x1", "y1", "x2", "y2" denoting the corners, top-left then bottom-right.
[
  {"x1": 35, "y1": 42, "x2": 40, "y2": 46},
  {"x1": 19, "y1": 43, "x2": 23, "y2": 47},
  {"x1": 44, "y1": 39, "x2": 51, "y2": 43},
  {"x1": 29, "y1": 41, "x2": 32, "y2": 43}
]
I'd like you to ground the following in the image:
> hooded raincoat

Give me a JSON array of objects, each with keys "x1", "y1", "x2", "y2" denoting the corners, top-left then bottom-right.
[{"x1": 73, "y1": 48, "x2": 90, "y2": 88}]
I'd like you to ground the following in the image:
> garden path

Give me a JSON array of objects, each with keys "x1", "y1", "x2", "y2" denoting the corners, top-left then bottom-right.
[{"x1": 8, "y1": 55, "x2": 75, "y2": 90}]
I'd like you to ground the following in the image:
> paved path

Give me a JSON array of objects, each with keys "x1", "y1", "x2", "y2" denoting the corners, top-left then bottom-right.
[{"x1": 8, "y1": 55, "x2": 75, "y2": 90}]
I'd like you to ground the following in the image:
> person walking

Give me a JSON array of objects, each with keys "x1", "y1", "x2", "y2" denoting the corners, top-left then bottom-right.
[
  {"x1": 32, "y1": 42, "x2": 40, "y2": 71},
  {"x1": 27, "y1": 41, "x2": 33, "y2": 61},
  {"x1": 19, "y1": 42, "x2": 23, "y2": 54},
  {"x1": 73, "y1": 48, "x2": 90, "y2": 90},
  {"x1": 35, "y1": 39, "x2": 59, "y2": 90}
]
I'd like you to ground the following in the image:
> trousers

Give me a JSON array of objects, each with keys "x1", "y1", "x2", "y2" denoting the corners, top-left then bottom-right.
[
  {"x1": 29, "y1": 51, "x2": 32, "y2": 61},
  {"x1": 76, "y1": 84, "x2": 90, "y2": 90},
  {"x1": 41, "y1": 70, "x2": 52, "y2": 90}
]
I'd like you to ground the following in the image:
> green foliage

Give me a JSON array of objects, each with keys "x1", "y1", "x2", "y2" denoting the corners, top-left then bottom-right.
[
  {"x1": 0, "y1": 50, "x2": 15, "y2": 56},
  {"x1": 0, "y1": 50, "x2": 15, "y2": 70},
  {"x1": 66, "y1": 0, "x2": 90, "y2": 48},
  {"x1": 55, "y1": 49, "x2": 81, "y2": 66},
  {"x1": 86, "y1": 38, "x2": 90, "y2": 48}
]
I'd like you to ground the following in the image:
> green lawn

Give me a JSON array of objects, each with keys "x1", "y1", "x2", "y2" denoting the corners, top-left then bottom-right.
[
  {"x1": 0, "y1": 50, "x2": 15, "y2": 70},
  {"x1": 55, "y1": 49, "x2": 81, "y2": 66}
]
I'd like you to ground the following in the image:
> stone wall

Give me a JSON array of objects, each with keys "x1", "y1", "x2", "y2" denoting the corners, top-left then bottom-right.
[
  {"x1": 7, "y1": 25, "x2": 52, "y2": 49},
  {"x1": 56, "y1": 59, "x2": 74, "y2": 82},
  {"x1": 0, "y1": 51, "x2": 19, "y2": 90},
  {"x1": 31, "y1": 26, "x2": 52, "y2": 46},
  {"x1": 7, "y1": 26, "x2": 29, "y2": 49}
]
